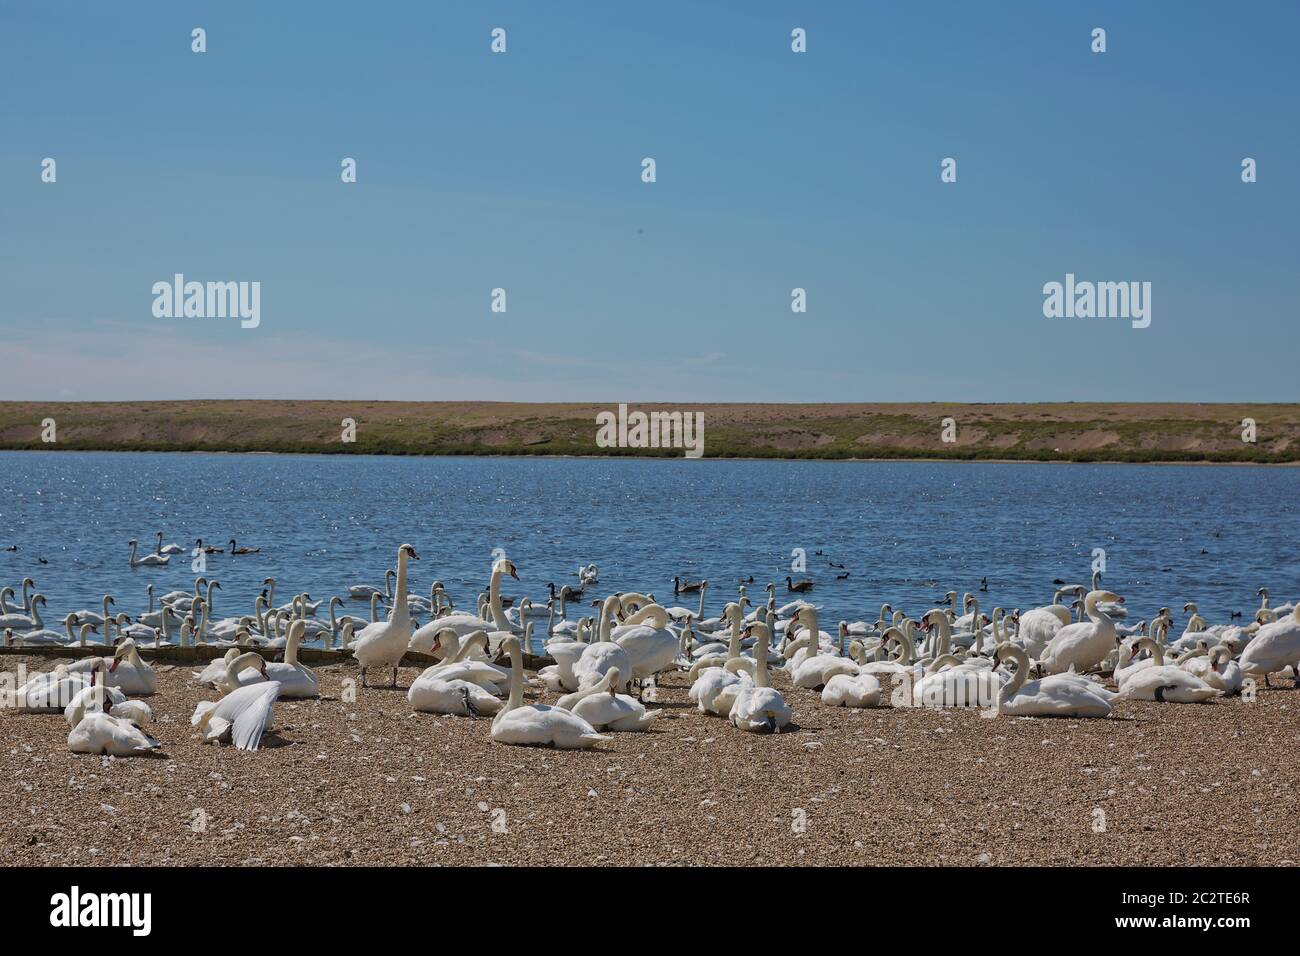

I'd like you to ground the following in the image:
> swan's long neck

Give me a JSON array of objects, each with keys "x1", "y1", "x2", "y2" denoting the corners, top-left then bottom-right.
[
  {"x1": 998, "y1": 646, "x2": 1030, "y2": 703},
  {"x1": 726, "y1": 612, "x2": 742, "y2": 658},
  {"x1": 754, "y1": 627, "x2": 771, "y2": 689},
  {"x1": 488, "y1": 568, "x2": 510, "y2": 631},
  {"x1": 696, "y1": 585, "x2": 707, "y2": 619},
  {"x1": 1137, "y1": 637, "x2": 1165, "y2": 666},
  {"x1": 286, "y1": 622, "x2": 302, "y2": 666},
  {"x1": 30, "y1": 601, "x2": 43, "y2": 628},
  {"x1": 932, "y1": 615, "x2": 951, "y2": 657},
  {"x1": 598, "y1": 595, "x2": 619, "y2": 643},
  {"x1": 800, "y1": 609, "x2": 819, "y2": 653},
  {"x1": 392, "y1": 553, "x2": 412, "y2": 623},
  {"x1": 501, "y1": 641, "x2": 525, "y2": 717}
]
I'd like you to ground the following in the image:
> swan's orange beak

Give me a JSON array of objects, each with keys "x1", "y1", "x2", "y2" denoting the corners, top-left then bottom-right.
[{"x1": 109, "y1": 659, "x2": 120, "y2": 673}]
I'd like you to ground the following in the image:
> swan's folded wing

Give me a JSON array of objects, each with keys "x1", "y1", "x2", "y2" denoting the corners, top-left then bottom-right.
[{"x1": 231, "y1": 681, "x2": 281, "y2": 750}]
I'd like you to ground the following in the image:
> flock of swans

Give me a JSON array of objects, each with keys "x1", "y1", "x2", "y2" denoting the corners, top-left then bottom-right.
[{"x1": 2, "y1": 542, "x2": 1298, "y2": 757}]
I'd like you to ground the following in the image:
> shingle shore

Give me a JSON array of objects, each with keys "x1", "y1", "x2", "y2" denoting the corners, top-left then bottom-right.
[{"x1": 2, "y1": 656, "x2": 1295, "y2": 866}]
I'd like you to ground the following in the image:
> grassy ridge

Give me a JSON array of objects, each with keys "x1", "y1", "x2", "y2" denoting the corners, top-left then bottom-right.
[{"x1": 1, "y1": 400, "x2": 1298, "y2": 463}]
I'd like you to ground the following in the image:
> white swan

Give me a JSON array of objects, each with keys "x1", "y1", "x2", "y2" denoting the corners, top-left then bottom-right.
[
  {"x1": 155, "y1": 532, "x2": 185, "y2": 555},
  {"x1": 352, "y1": 544, "x2": 419, "y2": 686},
  {"x1": 1238, "y1": 605, "x2": 1300, "y2": 687},
  {"x1": 821, "y1": 646, "x2": 883, "y2": 708},
  {"x1": 104, "y1": 639, "x2": 158, "y2": 696},
  {"x1": 689, "y1": 645, "x2": 747, "y2": 716},
  {"x1": 0, "y1": 592, "x2": 46, "y2": 630},
  {"x1": 728, "y1": 622, "x2": 792, "y2": 733},
  {"x1": 1038, "y1": 590, "x2": 1124, "y2": 675},
  {"x1": 408, "y1": 558, "x2": 517, "y2": 653},
  {"x1": 194, "y1": 648, "x2": 241, "y2": 687},
  {"x1": 127, "y1": 538, "x2": 170, "y2": 567},
  {"x1": 192, "y1": 654, "x2": 280, "y2": 750},
  {"x1": 64, "y1": 671, "x2": 127, "y2": 727},
  {"x1": 788, "y1": 611, "x2": 857, "y2": 689},
  {"x1": 573, "y1": 595, "x2": 634, "y2": 691},
  {"x1": 1117, "y1": 638, "x2": 1218, "y2": 703},
  {"x1": 1180, "y1": 644, "x2": 1243, "y2": 695},
  {"x1": 3, "y1": 664, "x2": 95, "y2": 712},
  {"x1": 228, "y1": 620, "x2": 319, "y2": 698},
  {"x1": 990, "y1": 643, "x2": 1113, "y2": 717},
  {"x1": 408, "y1": 633, "x2": 506, "y2": 717},
  {"x1": 416, "y1": 631, "x2": 508, "y2": 691},
  {"x1": 612, "y1": 604, "x2": 680, "y2": 689},
  {"x1": 557, "y1": 666, "x2": 659, "y2": 731},
  {"x1": 490, "y1": 635, "x2": 609, "y2": 749},
  {"x1": 69, "y1": 712, "x2": 162, "y2": 757}
]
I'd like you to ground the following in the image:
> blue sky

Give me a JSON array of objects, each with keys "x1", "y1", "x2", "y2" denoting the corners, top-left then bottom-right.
[{"x1": 1, "y1": 1, "x2": 1296, "y2": 402}]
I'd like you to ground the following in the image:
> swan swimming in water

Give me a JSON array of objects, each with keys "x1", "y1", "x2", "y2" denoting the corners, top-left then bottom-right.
[{"x1": 127, "y1": 539, "x2": 170, "y2": 567}]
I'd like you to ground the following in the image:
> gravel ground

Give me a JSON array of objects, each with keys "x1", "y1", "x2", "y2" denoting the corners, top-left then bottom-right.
[{"x1": 2, "y1": 655, "x2": 1297, "y2": 866}]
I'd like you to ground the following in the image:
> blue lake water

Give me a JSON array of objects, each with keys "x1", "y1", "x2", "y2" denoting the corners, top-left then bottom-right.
[{"x1": 2, "y1": 451, "x2": 1296, "y2": 642}]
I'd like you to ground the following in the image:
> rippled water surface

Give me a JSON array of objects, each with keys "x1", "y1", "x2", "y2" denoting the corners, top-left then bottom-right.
[{"x1": 2, "y1": 451, "x2": 1296, "y2": 638}]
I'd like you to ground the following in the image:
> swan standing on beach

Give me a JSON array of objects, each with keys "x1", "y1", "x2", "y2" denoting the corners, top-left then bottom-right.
[
  {"x1": 612, "y1": 604, "x2": 680, "y2": 692},
  {"x1": 1238, "y1": 605, "x2": 1300, "y2": 687},
  {"x1": 127, "y1": 539, "x2": 169, "y2": 567},
  {"x1": 573, "y1": 595, "x2": 634, "y2": 691},
  {"x1": 352, "y1": 544, "x2": 419, "y2": 687},
  {"x1": 491, "y1": 635, "x2": 609, "y2": 749}
]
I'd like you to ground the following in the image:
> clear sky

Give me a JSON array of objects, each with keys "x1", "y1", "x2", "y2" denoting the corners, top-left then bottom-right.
[{"x1": 2, "y1": 1, "x2": 1296, "y2": 402}]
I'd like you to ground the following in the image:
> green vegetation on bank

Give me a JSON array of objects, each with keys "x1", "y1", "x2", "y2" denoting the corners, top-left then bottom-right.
[{"x1": 1, "y1": 401, "x2": 1297, "y2": 464}]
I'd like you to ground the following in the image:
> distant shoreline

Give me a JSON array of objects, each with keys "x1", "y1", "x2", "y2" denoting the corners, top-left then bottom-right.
[{"x1": 2, "y1": 400, "x2": 1297, "y2": 464}]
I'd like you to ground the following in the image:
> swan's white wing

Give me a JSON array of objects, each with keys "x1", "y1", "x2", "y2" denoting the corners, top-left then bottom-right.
[{"x1": 229, "y1": 681, "x2": 281, "y2": 750}]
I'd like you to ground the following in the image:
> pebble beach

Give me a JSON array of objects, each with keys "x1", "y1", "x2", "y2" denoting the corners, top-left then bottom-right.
[{"x1": 3, "y1": 654, "x2": 1296, "y2": 867}]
